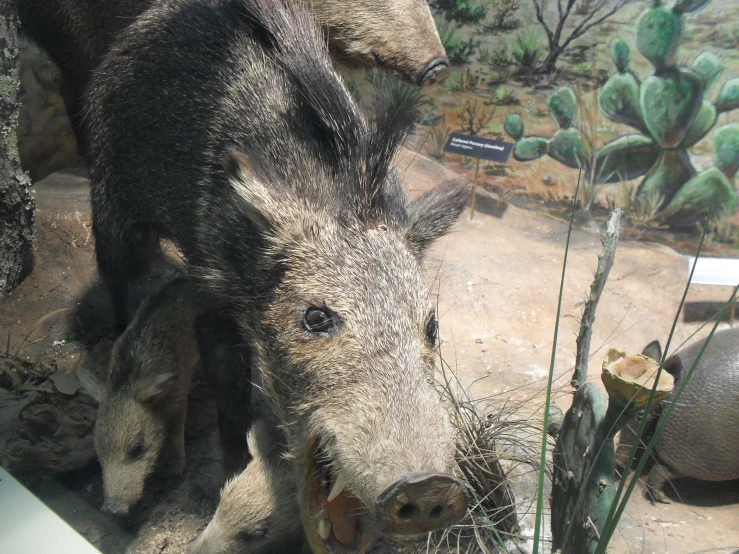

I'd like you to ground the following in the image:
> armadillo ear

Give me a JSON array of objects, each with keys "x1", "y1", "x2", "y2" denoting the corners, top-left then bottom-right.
[
  {"x1": 135, "y1": 373, "x2": 177, "y2": 404},
  {"x1": 225, "y1": 149, "x2": 296, "y2": 236},
  {"x1": 405, "y1": 180, "x2": 470, "y2": 259},
  {"x1": 641, "y1": 340, "x2": 663, "y2": 362},
  {"x1": 76, "y1": 366, "x2": 108, "y2": 403}
]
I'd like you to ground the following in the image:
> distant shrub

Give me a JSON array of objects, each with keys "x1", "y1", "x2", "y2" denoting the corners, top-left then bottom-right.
[
  {"x1": 439, "y1": 24, "x2": 479, "y2": 65},
  {"x1": 495, "y1": 85, "x2": 520, "y2": 105},
  {"x1": 512, "y1": 28, "x2": 545, "y2": 71},
  {"x1": 487, "y1": 0, "x2": 521, "y2": 30},
  {"x1": 430, "y1": 0, "x2": 486, "y2": 25}
]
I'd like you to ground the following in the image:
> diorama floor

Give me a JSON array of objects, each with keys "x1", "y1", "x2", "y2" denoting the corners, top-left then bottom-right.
[{"x1": 1, "y1": 151, "x2": 738, "y2": 554}]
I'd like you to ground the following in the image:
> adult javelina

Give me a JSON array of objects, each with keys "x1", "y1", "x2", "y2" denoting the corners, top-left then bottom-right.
[
  {"x1": 17, "y1": 0, "x2": 447, "y2": 150},
  {"x1": 77, "y1": 278, "x2": 199, "y2": 516},
  {"x1": 619, "y1": 328, "x2": 739, "y2": 503},
  {"x1": 84, "y1": 0, "x2": 470, "y2": 550}
]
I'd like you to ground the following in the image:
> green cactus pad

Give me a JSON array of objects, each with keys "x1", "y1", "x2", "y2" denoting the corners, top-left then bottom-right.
[
  {"x1": 716, "y1": 78, "x2": 739, "y2": 113},
  {"x1": 549, "y1": 129, "x2": 589, "y2": 169},
  {"x1": 637, "y1": 149, "x2": 696, "y2": 207},
  {"x1": 551, "y1": 383, "x2": 625, "y2": 553},
  {"x1": 504, "y1": 114, "x2": 524, "y2": 141},
  {"x1": 690, "y1": 52, "x2": 723, "y2": 91},
  {"x1": 714, "y1": 124, "x2": 739, "y2": 178},
  {"x1": 679, "y1": 100, "x2": 717, "y2": 149},
  {"x1": 673, "y1": 0, "x2": 712, "y2": 14},
  {"x1": 593, "y1": 136, "x2": 660, "y2": 184},
  {"x1": 513, "y1": 136, "x2": 550, "y2": 161},
  {"x1": 611, "y1": 39, "x2": 631, "y2": 72},
  {"x1": 640, "y1": 68, "x2": 704, "y2": 148},
  {"x1": 548, "y1": 87, "x2": 578, "y2": 129},
  {"x1": 635, "y1": 4, "x2": 684, "y2": 71},
  {"x1": 661, "y1": 167, "x2": 737, "y2": 224},
  {"x1": 600, "y1": 72, "x2": 646, "y2": 133}
]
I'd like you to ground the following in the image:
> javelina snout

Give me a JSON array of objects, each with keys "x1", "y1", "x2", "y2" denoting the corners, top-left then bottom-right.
[
  {"x1": 313, "y1": 0, "x2": 449, "y2": 86},
  {"x1": 375, "y1": 473, "x2": 467, "y2": 535}
]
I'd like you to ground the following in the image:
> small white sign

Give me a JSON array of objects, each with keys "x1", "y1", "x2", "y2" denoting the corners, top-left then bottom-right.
[{"x1": 686, "y1": 257, "x2": 739, "y2": 287}]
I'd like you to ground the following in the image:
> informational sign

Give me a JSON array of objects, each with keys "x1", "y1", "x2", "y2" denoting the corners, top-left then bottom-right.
[{"x1": 443, "y1": 133, "x2": 514, "y2": 163}]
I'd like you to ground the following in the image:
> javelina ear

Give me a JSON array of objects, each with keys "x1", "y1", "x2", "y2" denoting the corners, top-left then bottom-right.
[
  {"x1": 246, "y1": 420, "x2": 270, "y2": 461},
  {"x1": 134, "y1": 373, "x2": 178, "y2": 404},
  {"x1": 405, "y1": 180, "x2": 470, "y2": 258},
  {"x1": 225, "y1": 149, "x2": 295, "y2": 235},
  {"x1": 76, "y1": 366, "x2": 108, "y2": 403},
  {"x1": 642, "y1": 340, "x2": 662, "y2": 362}
]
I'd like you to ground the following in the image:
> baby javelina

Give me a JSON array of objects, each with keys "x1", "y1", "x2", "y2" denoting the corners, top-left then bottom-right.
[
  {"x1": 190, "y1": 419, "x2": 303, "y2": 554},
  {"x1": 77, "y1": 277, "x2": 199, "y2": 516}
]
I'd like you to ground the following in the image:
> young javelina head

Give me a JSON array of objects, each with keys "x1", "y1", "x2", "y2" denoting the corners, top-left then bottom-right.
[
  {"x1": 223, "y1": 150, "x2": 471, "y2": 553},
  {"x1": 190, "y1": 420, "x2": 302, "y2": 554},
  {"x1": 78, "y1": 278, "x2": 198, "y2": 516},
  {"x1": 80, "y1": 369, "x2": 174, "y2": 516}
]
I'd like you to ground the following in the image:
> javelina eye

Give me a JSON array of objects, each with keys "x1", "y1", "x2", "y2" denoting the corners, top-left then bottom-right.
[
  {"x1": 303, "y1": 307, "x2": 334, "y2": 334},
  {"x1": 127, "y1": 433, "x2": 145, "y2": 461},
  {"x1": 425, "y1": 312, "x2": 438, "y2": 346},
  {"x1": 237, "y1": 528, "x2": 267, "y2": 542}
]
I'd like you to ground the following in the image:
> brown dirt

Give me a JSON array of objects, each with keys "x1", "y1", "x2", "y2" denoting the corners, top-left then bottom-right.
[{"x1": 1, "y1": 153, "x2": 738, "y2": 553}]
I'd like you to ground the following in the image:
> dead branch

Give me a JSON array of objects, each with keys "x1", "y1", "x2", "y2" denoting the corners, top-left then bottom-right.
[{"x1": 572, "y1": 208, "x2": 621, "y2": 388}]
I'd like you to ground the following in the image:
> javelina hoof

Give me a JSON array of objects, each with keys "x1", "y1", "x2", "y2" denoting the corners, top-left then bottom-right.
[
  {"x1": 418, "y1": 57, "x2": 449, "y2": 86},
  {"x1": 375, "y1": 472, "x2": 468, "y2": 535}
]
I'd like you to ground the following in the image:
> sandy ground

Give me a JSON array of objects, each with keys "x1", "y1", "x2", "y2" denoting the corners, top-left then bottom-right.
[{"x1": 1, "y1": 152, "x2": 738, "y2": 553}]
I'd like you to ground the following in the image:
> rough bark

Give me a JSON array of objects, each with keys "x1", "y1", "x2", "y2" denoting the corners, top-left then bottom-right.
[{"x1": 0, "y1": 0, "x2": 35, "y2": 292}]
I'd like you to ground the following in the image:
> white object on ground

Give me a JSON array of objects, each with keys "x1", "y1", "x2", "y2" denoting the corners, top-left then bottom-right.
[{"x1": 0, "y1": 466, "x2": 101, "y2": 554}]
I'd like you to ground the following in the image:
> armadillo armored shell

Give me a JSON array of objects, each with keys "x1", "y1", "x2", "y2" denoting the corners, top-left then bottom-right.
[{"x1": 601, "y1": 348, "x2": 674, "y2": 407}]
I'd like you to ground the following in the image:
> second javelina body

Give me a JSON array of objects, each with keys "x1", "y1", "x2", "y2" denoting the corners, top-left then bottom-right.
[
  {"x1": 17, "y1": 0, "x2": 446, "y2": 151},
  {"x1": 85, "y1": 0, "x2": 470, "y2": 551},
  {"x1": 78, "y1": 277, "x2": 199, "y2": 516}
]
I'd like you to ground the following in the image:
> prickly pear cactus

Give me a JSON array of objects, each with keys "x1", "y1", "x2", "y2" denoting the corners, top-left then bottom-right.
[
  {"x1": 551, "y1": 350, "x2": 674, "y2": 553},
  {"x1": 504, "y1": 0, "x2": 739, "y2": 225}
]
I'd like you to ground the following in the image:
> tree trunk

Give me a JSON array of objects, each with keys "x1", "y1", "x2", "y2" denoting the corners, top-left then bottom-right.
[
  {"x1": 538, "y1": 45, "x2": 564, "y2": 75},
  {"x1": 0, "y1": 0, "x2": 35, "y2": 292}
]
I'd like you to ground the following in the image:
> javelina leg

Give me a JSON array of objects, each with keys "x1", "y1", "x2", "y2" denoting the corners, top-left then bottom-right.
[
  {"x1": 646, "y1": 463, "x2": 676, "y2": 504},
  {"x1": 170, "y1": 405, "x2": 187, "y2": 477},
  {"x1": 196, "y1": 309, "x2": 253, "y2": 477},
  {"x1": 92, "y1": 210, "x2": 160, "y2": 331}
]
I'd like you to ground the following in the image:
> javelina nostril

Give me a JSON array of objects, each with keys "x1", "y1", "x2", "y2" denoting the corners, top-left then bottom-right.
[
  {"x1": 376, "y1": 472, "x2": 467, "y2": 535},
  {"x1": 418, "y1": 57, "x2": 450, "y2": 86}
]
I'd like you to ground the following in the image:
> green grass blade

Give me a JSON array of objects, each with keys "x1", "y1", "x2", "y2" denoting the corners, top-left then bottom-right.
[{"x1": 532, "y1": 170, "x2": 581, "y2": 552}]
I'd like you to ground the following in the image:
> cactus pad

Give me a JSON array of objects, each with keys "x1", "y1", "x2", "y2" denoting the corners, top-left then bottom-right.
[
  {"x1": 690, "y1": 52, "x2": 724, "y2": 91},
  {"x1": 640, "y1": 68, "x2": 704, "y2": 148},
  {"x1": 661, "y1": 167, "x2": 737, "y2": 223},
  {"x1": 611, "y1": 39, "x2": 631, "y2": 73},
  {"x1": 513, "y1": 136, "x2": 550, "y2": 161},
  {"x1": 600, "y1": 71, "x2": 645, "y2": 133},
  {"x1": 679, "y1": 100, "x2": 717, "y2": 149},
  {"x1": 594, "y1": 136, "x2": 660, "y2": 184},
  {"x1": 635, "y1": 4, "x2": 684, "y2": 71},
  {"x1": 548, "y1": 87, "x2": 578, "y2": 129},
  {"x1": 550, "y1": 129, "x2": 589, "y2": 169},
  {"x1": 716, "y1": 79, "x2": 739, "y2": 114},
  {"x1": 714, "y1": 124, "x2": 739, "y2": 179},
  {"x1": 504, "y1": 114, "x2": 524, "y2": 141}
]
